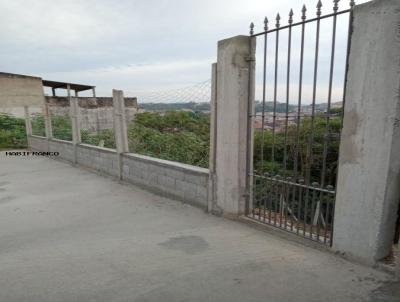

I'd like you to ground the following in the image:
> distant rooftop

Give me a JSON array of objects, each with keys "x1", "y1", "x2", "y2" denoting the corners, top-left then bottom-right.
[
  {"x1": 0, "y1": 72, "x2": 95, "y2": 93},
  {"x1": 42, "y1": 79, "x2": 95, "y2": 92}
]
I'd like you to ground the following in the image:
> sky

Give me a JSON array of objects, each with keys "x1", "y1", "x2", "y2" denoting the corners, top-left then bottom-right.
[{"x1": 0, "y1": 0, "x2": 369, "y2": 101}]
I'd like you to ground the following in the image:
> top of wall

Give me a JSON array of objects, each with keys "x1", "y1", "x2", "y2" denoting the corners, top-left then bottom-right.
[
  {"x1": 45, "y1": 96, "x2": 138, "y2": 108},
  {"x1": 0, "y1": 72, "x2": 44, "y2": 107}
]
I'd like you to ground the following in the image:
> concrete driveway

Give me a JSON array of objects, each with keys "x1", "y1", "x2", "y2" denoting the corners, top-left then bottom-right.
[{"x1": 0, "y1": 152, "x2": 398, "y2": 302}]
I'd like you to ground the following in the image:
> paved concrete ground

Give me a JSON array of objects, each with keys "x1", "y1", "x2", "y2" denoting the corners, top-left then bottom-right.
[{"x1": 0, "y1": 152, "x2": 398, "y2": 302}]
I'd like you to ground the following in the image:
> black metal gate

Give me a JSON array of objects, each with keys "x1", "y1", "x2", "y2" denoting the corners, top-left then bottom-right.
[{"x1": 246, "y1": 0, "x2": 354, "y2": 246}]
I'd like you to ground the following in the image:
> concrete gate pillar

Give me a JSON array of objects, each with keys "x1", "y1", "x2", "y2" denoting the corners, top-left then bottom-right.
[
  {"x1": 211, "y1": 35, "x2": 256, "y2": 217},
  {"x1": 333, "y1": 0, "x2": 400, "y2": 264}
]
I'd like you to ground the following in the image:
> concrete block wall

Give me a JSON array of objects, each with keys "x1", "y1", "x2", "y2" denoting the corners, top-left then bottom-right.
[
  {"x1": 28, "y1": 135, "x2": 49, "y2": 151},
  {"x1": 49, "y1": 139, "x2": 74, "y2": 162},
  {"x1": 76, "y1": 144, "x2": 119, "y2": 178},
  {"x1": 27, "y1": 135, "x2": 209, "y2": 210},
  {"x1": 122, "y1": 153, "x2": 209, "y2": 209}
]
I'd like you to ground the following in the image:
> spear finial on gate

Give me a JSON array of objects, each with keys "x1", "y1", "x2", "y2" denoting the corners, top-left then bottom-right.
[
  {"x1": 301, "y1": 4, "x2": 307, "y2": 21},
  {"x1": 276, "y1": 13, "x2": 281, "y2": 28},
  {"x1": 317, "y1": 0, "x2": 322, "y2": 16},
  {"x1": 350, "y1": 0, "x2": 355, "y2": 9},
  {"x1": 250, "y1": 22, "x2": 254, "y2": 35},
  {"x1": 333, "y1": 0, "x2": 340, "y2": 12},
  {"x1": 289, "y1": 9, "x2": 294, "y2": 25},
  {"x1": 264, "y1": 17, "x2": 269, "y2": 31}
]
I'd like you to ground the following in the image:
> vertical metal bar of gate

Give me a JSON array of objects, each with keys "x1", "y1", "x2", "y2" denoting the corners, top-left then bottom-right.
[
  {"x1": 247, "y1": 0, "x2": 355, "y2": 246},
  {"x1": 246, "y1": 25, "x2": 256, "y2": 216}
]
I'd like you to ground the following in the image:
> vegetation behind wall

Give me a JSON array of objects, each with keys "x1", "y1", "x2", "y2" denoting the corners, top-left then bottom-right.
[{"x1": 0, "y1": 113, "x2": 27, "y2": 149}]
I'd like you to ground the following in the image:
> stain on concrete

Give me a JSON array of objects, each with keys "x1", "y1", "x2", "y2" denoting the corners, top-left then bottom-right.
[
  {"x1": 369, "y1": 280, "x2": 400, "y2": 302},
  {"x1": 340, "y1": 109, "x2": 361, "y2": 164},
  {"x1": 0, "y1": 196, "x2": 15, "y2": 204},
  {"x1": 159, "y1": 235, "x2": 209, "y2": 255}
]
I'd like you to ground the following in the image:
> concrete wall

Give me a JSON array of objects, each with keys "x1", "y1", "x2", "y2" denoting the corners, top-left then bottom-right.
[
  {"x1": 122, "y1": 153, "x2": 209, "y2": 209},
  {"x1": 27, "y1": 135, "x2": 209, "y2": 210},
  {"x1": 45, "y1": 96, "x2": 138, "y2": 131},
  {"x1": 29, "y1": 135, "x2": 49, "y2": 151},
  {"x1": 77, "y1": 144, "x2": 119, "y2": 177},
  {"x1": 0, "y1": 73, "x2": 44, "y2": 109},
  {"x1": 49, "y1": 139, "x2": 75, "y2": 163},
  {"x1": 333, "y1": 0, "x2": 400, "y2": 264},
  {"x1": 214, "y1": 35, "x2": 255, "y2": 217}
]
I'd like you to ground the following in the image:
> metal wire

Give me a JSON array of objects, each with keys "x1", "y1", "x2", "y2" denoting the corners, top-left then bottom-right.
[{"x1": 129, "y1": 80, "x2": 211, "y2": 104}]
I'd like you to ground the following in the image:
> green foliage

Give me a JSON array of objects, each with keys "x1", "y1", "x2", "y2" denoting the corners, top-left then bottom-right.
[
  {"x1": 81, "y1": 129, "x2": 116, "y2": 149},
  {"x1": 51, "y1": 115, "x2": 72, "y2": 141},
  {"x1": 254, "y1": 114, "x2": 341, "y2": 186},
  {"x1": 31, "y1": 114, "x2": 46, "y2": 137},
  {"x1": 128, "y1": 111, "x2": 210, "y2": 168},
  {"x1": 0, "y1": 114, "x2": 27, "y2": 149},
  {"x1": 1, "y1": 107, "x2": 341, "y2": 181}
]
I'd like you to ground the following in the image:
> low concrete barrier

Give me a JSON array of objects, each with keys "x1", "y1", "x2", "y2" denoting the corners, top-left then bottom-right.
[{"x1": 28, "y1": 135, "x2": 209, "y2": 210}]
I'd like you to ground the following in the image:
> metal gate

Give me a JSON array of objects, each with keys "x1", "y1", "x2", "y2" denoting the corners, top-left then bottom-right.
[{"x1": 246, "y1": 0, "x2": 354, "y2": 246}]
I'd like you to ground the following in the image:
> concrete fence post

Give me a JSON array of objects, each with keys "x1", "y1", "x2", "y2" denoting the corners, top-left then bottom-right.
[
  {"x1": 208, "y1": 63, "x2": 218, "y2": 214},
  {"x1": 24, "y1": 105, "x2": 32, "y2": 149},
  {"x1": 24, "y1": 105, "x2": 32, "y2": 137},
  {"x1": 43, "y1": 101, "x2": 52, "y2": 140},
  {"x1": 212, "y1": 35, "x2": 256, "y2": 218},
  {"x1": 333, "y1": 0, "x2": 400, "y2": 264},
  {"x1": 69, "y1": 85, "x2": 81, "y2": 164},
  {"x1": 113, "y1": 89, "x2": 129, "y2": 180}
]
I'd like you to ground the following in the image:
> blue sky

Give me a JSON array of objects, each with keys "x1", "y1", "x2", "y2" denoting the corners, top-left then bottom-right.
[{"x1": 0, "y1": 0, "x2": 368, "y2": 101}]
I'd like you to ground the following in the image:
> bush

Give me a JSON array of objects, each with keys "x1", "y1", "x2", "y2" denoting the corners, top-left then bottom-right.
[
  {"x1": 81, "y1": 129, "x2": 115, "y2": 149},
  {"x1": 51, "y1": 115, "x2": 72, "y2": 141},
  {"x1": 31, "y1": 114, "x2": 46, "y2": 137},
  {"x1": 128, "y1": 111, "x2": 210, "y2": 168},
  {"x1": 0, "y1": 114, "x2": 27, "y2": 149}
]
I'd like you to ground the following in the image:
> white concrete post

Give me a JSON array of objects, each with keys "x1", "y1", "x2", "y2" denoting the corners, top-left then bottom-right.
[
  {"x1": 113, "y1": 90, "x2": 129, "y2": 180},
  {"x1": 333, "y1": 0, "x2": 400, "y2": 264},
  {"x1": 43, "y1": 100, "x2": 52, "y2": 139},
  {"x1": 70, "y1": 98, "x2": 81, "y2": 144},
  {"x1": 208, "y1": 63, "x2": 218, "y2": 214},
  {"x1": 213, "y1": 35, "x2": 256, "y2": 218},
  {"x1": 68, "y1": 84, "x2": 81, "y2": 164},
  {"x1": 92, "y1": 88, "x2": 100, "y2": 134},
  {"x1": 24, "y1": 105, "x2": 32, "y2": 136}
]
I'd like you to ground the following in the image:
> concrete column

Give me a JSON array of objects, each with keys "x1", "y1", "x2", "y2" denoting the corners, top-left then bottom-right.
[
  {"x1": 70, "y1": 97, "x2": 81, "y2": 144},
  {"x1": 93, "y1": 88, "x2": 100, "y2": 134},
  {"x1": 67, "y1": 85, "x2": 81, "y2": 145},
  {"x1": 43, "y1": 100, "x2": 52, "y2": 139},
  {"x1": 214, "y1": 35, "x2": 256, "y2": 217},
  {"x1": 24, "y1": 105, "x2": 32, "y2": 137},
  {"x1": 333, "y1": 0, "x2": 400, "y2": 264},
  {"x1": 208, "y1": 63, "x2": 218, "y2": 214},
  {"x1": 113, "y1": 90, "x2": 129, "y2": 180},
  {"x1": 68, "y1": 85, "x2": 81, "y2": 164}
]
